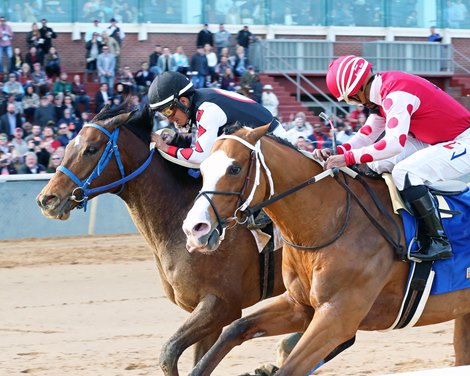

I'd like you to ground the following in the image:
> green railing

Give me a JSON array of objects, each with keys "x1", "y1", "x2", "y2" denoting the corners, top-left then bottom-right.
[{"x1": 2, "y1": 0, "x2": 469, "y2": 29}]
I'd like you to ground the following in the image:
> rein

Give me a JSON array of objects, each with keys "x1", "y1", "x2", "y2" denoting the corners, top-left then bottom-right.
[
  {"x1": 201, "y1": 133, "x2": 403, "y2": 253},
  {"x1": 57, "y1": 123, "x2": 155, "y2": 211}
]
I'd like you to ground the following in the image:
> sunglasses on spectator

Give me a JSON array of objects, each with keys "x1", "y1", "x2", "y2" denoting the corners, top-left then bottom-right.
[
  {"x1": 159, "y1": 104, "x2": 177, "y2": 118},
  {"x1": 52, "y1": 157, "x2": 62, "y2": 161},
  {"x1": 59, "y1": 126, "x2": 68, "y2": 129}
]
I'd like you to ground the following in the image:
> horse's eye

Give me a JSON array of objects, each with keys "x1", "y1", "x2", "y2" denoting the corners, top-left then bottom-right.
[
  {"x1": 85, "y1": 145, "x2": 98, "y2": 156},
  {"x1": 228, "y1": 165, "x2": 241, "y2": 175}
]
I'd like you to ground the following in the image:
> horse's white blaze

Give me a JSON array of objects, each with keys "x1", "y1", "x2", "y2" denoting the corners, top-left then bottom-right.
[
  {"x1": 183, "y1": 150, "x2": 234, "y2": 235},
  {"x1": 74, "y1": 135, "x2": 81, "y2": 147}
]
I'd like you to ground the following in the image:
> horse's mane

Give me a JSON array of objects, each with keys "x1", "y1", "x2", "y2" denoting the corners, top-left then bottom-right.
[{"x1": 224, "y1": 122, "x2": 301, "y2": 154}]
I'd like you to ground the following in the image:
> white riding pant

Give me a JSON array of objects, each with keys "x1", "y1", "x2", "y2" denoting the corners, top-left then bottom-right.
[{"x1": 368, "y1": 128, "x2": 470, "y2": 191}]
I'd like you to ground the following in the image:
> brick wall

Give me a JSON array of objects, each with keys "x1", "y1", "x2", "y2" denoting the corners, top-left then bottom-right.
[{"x1": 13, "y1": 32, "x2": 204, "y2": 73}]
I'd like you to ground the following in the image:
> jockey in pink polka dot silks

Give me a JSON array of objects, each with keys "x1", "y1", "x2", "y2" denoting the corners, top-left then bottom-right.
[{"x1": 315, "y1": 55, "x2": 470, "y2": 262}]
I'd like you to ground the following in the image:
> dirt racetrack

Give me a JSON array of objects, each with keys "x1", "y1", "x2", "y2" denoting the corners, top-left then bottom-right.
[{"x1": 0, "y1": 234, "x2": 456, "y2": 375}]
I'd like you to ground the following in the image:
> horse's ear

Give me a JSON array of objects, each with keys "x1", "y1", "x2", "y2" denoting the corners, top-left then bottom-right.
[
  {"x1": 105, "y1": 112, "x2": 133, "y2": 130},
  {"x1": 247, "y1": 124, "x2": 271, "y2": 143}
]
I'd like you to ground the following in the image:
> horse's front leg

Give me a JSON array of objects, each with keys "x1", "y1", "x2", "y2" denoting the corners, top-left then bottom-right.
[
  {"x1": 189, "y1": 292, "x2": 313, "y2": 376},
  {"x1": 159, "y1": 294, "x2": 241, "y2": 376}
]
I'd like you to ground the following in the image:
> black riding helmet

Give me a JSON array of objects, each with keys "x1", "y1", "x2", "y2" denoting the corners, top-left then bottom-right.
[{"x1": 148, "y1": 71, "x2": 195, "y2": 117}]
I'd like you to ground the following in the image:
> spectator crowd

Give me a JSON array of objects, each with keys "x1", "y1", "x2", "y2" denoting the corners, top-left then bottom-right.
[{"x1": 0, "y1": 16, "x2": 368, "y2": 176}]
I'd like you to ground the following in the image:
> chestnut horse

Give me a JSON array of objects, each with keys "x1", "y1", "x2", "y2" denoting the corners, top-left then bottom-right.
[
  {"x1": 183, "y1": 124, "x2": 470, "y2": 375},
  {"x1": 36, "y1": 104, "x2": 285, "y2": 376}
]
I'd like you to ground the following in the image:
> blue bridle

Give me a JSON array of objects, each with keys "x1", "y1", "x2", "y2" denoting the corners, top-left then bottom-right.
[{"x1": 57, "y1": 123, "x2": 155, "y2": 211}]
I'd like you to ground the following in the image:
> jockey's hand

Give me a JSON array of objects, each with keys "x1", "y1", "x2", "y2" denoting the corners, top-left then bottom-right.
[
  {"x1": 325, "y1": 154, "x2": 347, "y2": 170},
  {"x1": 313, "y1": 148, "x2": 333, "y2": 161},
  {"x1": 151, "y1": 132, "x2": 169, "y2": 153}
]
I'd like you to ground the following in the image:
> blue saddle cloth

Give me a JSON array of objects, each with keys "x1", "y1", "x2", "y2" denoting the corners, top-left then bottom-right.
[{"x1": 400, "y1": 188, "x2": 470, "y2": 295}]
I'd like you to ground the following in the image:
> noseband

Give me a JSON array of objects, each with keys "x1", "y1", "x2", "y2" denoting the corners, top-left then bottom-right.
[
  {"x1": 196, "y1": 134, "x2": 275, "y2": 236},
  {"x1": 57, "y1": 123, "x2": 155, "y2": 211}
]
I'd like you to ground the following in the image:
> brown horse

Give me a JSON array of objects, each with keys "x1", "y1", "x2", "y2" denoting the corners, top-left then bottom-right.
[
  {"x1": 36, "y1": 104, "x2": 285, "y2": 376},
  {"x1": 183, "y1": 124, "x2": 470, "y2": 375}
]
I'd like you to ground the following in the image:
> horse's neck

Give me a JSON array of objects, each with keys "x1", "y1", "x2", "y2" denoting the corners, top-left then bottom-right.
[
  {"x1": 120, "y1": 156, "x2": 199, "y2": 258},
  {"x1": 263, "y1": 142, "x2": 344, "y2": 240}
]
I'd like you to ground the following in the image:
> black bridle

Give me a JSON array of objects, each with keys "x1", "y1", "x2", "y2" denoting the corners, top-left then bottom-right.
[{"x1": 196, "y1": 133, "x2": 404, "y2": 254}]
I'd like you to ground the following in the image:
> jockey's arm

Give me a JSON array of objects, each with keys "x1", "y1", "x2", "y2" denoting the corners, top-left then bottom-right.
[{"x1": 339, "y1": 91, "x2": 416, "y2": 165}]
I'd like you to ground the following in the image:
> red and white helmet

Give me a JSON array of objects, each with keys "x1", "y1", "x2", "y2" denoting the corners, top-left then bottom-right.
[{"x1": 326, "y1": 55, "x2": 372, "y2": 102}]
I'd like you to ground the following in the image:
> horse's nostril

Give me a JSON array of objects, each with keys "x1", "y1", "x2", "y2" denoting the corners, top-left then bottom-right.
[
  {"x1": 39, "y1": 194, "x2": 59, "y2": 209},
  {"x1": 194, "y1": 222, "x2": 209, "y2": 234}
]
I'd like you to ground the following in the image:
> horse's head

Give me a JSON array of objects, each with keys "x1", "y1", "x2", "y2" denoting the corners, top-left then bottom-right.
[
  {"x1": 36, "y1": 101, "x2": 152, "y2": 220},
  {"x1": 183, "y1": 123, "x2": 271, "y2": 253}
]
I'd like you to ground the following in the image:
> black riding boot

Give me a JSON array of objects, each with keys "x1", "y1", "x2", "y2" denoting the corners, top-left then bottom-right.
[{"x1": 401, "y1": 186, "x2": 453, "y2": 262}]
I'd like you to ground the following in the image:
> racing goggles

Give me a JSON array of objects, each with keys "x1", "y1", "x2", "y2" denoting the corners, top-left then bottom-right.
[
  {"x1": 345, "y1": 92, "x2": 362, "y2": 105},
  {"x1": 159, "y1": 103, "x2": 177, "y2": 118}
]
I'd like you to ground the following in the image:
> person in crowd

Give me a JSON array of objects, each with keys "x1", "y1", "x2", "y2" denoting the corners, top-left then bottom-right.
[
  {"x1": 10, "y1": 47, "x2": 24, "y2": 75},
  {"x1": 285, "y1": 116, "x2": 313, "y2": 145},
  {"x1": 134, "y1": 62, "x2": 155, "y2": 95},
  {"x1": 190, "y1": 46, "x2": 209, "y2": 89},
  {"x1": 347, "y1": 103, "x2": 367, "y2": 129},
  {"x1": 56, "y1": 121, "x2": 76, "y2": 146},
  {"x1": 308, "y1": 122, "x2": 332, "y2": 149},
  {"x1": 236, "y1": 25, "x2": 253, "y2": 56},
  {"x1": 250, "y1": 73, "x2": 263, "y2": 103},
  {"x1": 0, "y1": 16, "x2": 13, "y2": 74},
  {"x1": 0, "y1": 132, "x2": 9, "y2": 153},
  {"x1": 17, "y1": 63, "x2": 32, "y2": 86},
  {"x1": 196, "y1": 23, "x2": 213, "y2": 48},
  {"x1": 53, "y1": 72, "x2": 73, "y2": 98},
  {"x1": 239, "y1": 64, "x2": 256, "y2": 95},
  {"x1": 148, "y1": 71, "x2": 287, "y2": 166},
  {"x1": 214, "y1": 55, "x2": 232, "y2": 81},
  {"x1": 95, "y1": 82, "x2": 110, "y2": 113},
  {"x1": 34, "y1": 95, "x2": 56, "y2": 127},
  {"x1": 261, "y1": 84, "x2": 279, "y2": 117},
  {"x1": 0, "y1": 102, "x2": 23, "y2": 139},
  {"x1": 219, "y1": 66, "x2": 236, "y2": 91},
  {"x1": 75, "y1": 111, "x2": 90, "y2": 133},
  {"x1": 26, "y1": 22, "x2": 44, "y2": 54},
  {"x1": 106, "y1": 18, "x2": 125, "y2": 46},
  {"x1": 3, "y1": 73, "x2": 25, "y2": 103},
  {"x1": 31, "y1": 62, "x2": 49, "y2": 95},
  {"x1": 233, "y1": 45, "x2": 249, "y2": 77},
  {"x1": 296, "y1": 136, "x2": 314, "y2": 152},
  {"x1": 53, "y1": 94, "x2": 67, "y2": 122},
  {"x1": 42, "y1": 123, "x2": 61, "y2": 149},
  {"x1": 428, "y1": 26, "x2": 442, "y2": 42},
  {"x1": 24, "y1": 124, "x2": 42, "y2": 143},
  {"x1": 46, "y1": 148, "x2": 63, "y2": 173},
  {"x1": 62, "y1": 94, "x2": 79, "y2": 118},
  {"x1": 316, "y1": 54, "x2": 470, "y2": 262},
  {"x1": 204, "y1": 44, "x2": 218, "y2": 85},
  {"x1": 22, "y1": 84, "x2": 40, "y2": 122},
  {"x1": 24, "y1": 45, "x2": 43, "y2": 69},
  {"x1": 10, "y1": 126, "x2": 29, "y2": 159},
  {"x1": 149, "y1": 44, "x2": 163, "y2": 76},
  {"x1": 39, "y1": 18, "x2": 57, "y2": 54},
  {"x1": 336, "y1": 122, "x2": 356, "y2": 144},
  {"x1": 18, "y1": 150, "x2": 47, "y2": 174},
  {"x1": 44, "y1": 46, "x2": 61, "y2": 79},
  {"x1": 0, "y1": 150, "x2": 17, "y2": 174},
  {"x1": 101, "y1": 31, "x2": 120, "y2": 72},
  {"x1": 214, "y1": 23, "x2": 231, "y2": 58},
  {"x1": 85, "y1": 32, "x2": 102, "y2": 82},
  {"x1": 157, "y1": 46, "x2": 176, "y2": 75},
  {"x1": 85, "y1": 19, "x2": 104, "y2": 42},
  {"x1": 113, "y1": 82, "x2": 126, "y2": 102},
  {"x1": 172, "y1": 46, "x2": 189, "y2": 75},
  {"x1": 72, "y1": 74, "x2": 91, "y2": 113},
  {"x1": 116, "y1": 65, "x2": 137, "y2": 94},
  {"x1": 97, "y1": 46, "x2": 116, "y2": 95}
]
